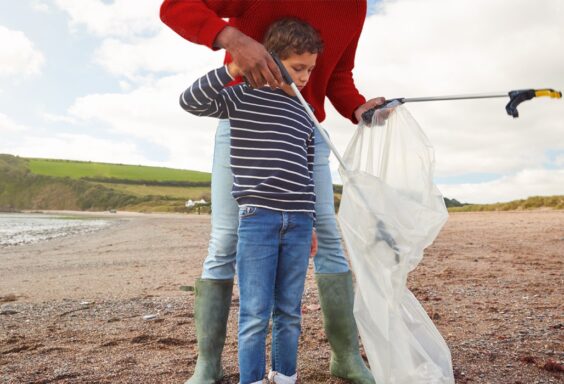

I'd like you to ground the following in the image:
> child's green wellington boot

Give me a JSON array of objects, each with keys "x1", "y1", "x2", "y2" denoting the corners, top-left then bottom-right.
[
  {"x1": 185, "y1": 278, "x2": 233, "y2": 384},
  {"x1": 316, "y1": 272, "x2": 376, "y2": 384}
]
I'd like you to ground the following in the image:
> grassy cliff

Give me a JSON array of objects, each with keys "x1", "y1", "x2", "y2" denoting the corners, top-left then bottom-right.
[
  {"x1": 0, "y1": 155, "x2": 143, "y2": 211},
  {"x1": 28, "y1": 158, "x2": 210, "y2": 183},
  {"x1": 0, "y1": 155, "x2": 210, "y2": 212}
]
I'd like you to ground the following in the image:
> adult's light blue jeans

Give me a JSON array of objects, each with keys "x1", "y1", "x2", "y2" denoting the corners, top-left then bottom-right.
[
  {"x1": 236, "y1": 206, "x2": 313, "y2": 383},
  {"x1": 202, "y1": 119, "x2": 349, "y2": 279}
]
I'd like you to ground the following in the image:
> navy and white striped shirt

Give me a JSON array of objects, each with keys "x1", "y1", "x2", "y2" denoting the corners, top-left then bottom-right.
[{"x1": 180, "y1": 66, "x2": 315, "y2": 214}]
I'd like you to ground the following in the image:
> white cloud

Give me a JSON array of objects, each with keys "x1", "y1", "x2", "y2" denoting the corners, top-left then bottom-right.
[
  {"x1": 29, "y1": 133, "x2": 149, "y2": 165},
  {"x1": 0, "y1": 112, "x2": 147, "y2": 165},
  {"x1": 94, "y1": 29, "x2": 222, "y2": 79},
  {"x1": 65, "y1": 73, "x2": 218, "y2": 172},
  {"x1": 55, "y1": 0, "x2": 160, "y2": 38},
  {"x1": 119, "y1": 80, "x2": 132, "y2": 91},
  {"x1": 31, "y1": 0, "x2": 50, "y2": 13},
  {"x1": 42, "y1": 113, "x2": 79, "y2": 124},
  {"x1": 1, "y1": 132, "x2": 148, "y2": 166},
  {"x1": 555, "y1": 155, "x2": 564, "y2": 168},
  {"x1": 0, "y1": 113, "x2": 29, "y2": 132},
  {"x1": 56, "y1": 0, "x2": 222, "y2": 83},
  {"x1": 0, "y1": 26, "x2": 45, "y2": 77},
  {"x1": 438, "y1": 169, "x2": 564, "y2": 204}
]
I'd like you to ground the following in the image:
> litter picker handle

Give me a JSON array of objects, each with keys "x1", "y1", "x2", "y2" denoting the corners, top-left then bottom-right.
[
  {"x1": 361, "y1": 98, "x2": 405, "y2": 125},
  {"x1": 270, "y1": 53, "x2": 294, "y2": 85},
  {"x1": 242, "y1": 54, "x2": 293, "y2": 88}
]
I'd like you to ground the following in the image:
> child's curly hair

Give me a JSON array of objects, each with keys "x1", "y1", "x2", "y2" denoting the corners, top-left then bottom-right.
[{"x1": 263, "y1": 18, "x2": 324, "y2": 59}]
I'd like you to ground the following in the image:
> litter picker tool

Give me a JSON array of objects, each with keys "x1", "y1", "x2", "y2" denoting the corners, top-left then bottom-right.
[
  {"x1": 361, "y1": 89, "x2": 562, "y2": 124},
  {"x1": 270, "y1": 53, "x2": 407, "y2": 253}
]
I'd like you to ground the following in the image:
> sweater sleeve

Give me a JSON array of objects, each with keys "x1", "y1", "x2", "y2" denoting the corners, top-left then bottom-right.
[
  {"x1": 160, "y1": 0, "x2": 253, "y2": 50},
  {"x1": 179, "y1": 65, "x2": 235, "y2": 119},
  {"x1": 325, "y1": 18, "x2": 367, "y2": 124}
]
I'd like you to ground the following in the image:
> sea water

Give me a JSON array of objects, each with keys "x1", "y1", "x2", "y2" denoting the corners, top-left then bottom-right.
[{"x1": 0, "y1": 213, "x2": 113, "y2": 247}]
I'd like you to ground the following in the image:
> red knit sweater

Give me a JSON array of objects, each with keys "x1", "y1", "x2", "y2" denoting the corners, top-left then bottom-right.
[{"x1": 160, "y1": 0, "x2": 367, "y2": 123}]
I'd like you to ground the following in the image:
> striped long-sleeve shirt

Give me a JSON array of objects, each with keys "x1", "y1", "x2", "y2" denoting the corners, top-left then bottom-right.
[{"x1": 180, "y1": 66, "x2": 315, "y2": 214}]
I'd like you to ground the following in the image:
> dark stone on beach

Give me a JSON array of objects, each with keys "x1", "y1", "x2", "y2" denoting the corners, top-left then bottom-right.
[{"x1": 180, "y1": 285, "x2": 194, "y2": 292}]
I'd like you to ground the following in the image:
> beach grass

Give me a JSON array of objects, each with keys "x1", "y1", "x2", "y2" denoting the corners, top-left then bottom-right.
[{"x1": 448, "y1": 195, "x2": 564, "y2": 212}]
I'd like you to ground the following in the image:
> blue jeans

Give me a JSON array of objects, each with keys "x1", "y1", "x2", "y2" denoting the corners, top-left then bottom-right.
[
  {"x1": 236, "y1": 206, "x2": 313, "y2": 383},
  {"x1": 202, "y1": 119, "x2": 349, "y2": 279}
]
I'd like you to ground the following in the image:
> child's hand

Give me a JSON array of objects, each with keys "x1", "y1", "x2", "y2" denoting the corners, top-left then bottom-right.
[
  {"x1": 227, "y1": 62, "x2": 243, "y2": 78},
  {"x1": 310, "y1": 229, "x2": 318, "y2": 258}
]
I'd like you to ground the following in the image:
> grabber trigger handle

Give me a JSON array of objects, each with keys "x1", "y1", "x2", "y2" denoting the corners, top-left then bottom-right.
[
  {"x1": 361, "y1": 98, "x2": 404, "y2": 125},
  {"x1": 506, "y1": 89, "x2": 535, "y2": 118}
]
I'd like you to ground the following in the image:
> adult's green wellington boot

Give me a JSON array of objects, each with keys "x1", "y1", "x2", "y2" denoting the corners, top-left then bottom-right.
[
  {"x1": 185, "y1": 278, "x2": 233, "y2": 384},
  {"x1": 316, "y1": 272, "x2": 376, "y2": 384}
]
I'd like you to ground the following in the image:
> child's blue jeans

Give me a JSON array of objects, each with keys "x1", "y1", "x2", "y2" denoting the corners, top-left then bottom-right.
[{"x1": 236, "y1": 206, "x2": 313, "y2": 384}]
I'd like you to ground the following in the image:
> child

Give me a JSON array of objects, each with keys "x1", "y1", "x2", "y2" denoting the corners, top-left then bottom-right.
[{"x1": 180, "y1": 18, "x2": 323, "y2": 384}]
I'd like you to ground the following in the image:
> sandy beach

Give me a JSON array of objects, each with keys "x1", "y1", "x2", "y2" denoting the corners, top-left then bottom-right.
[{"x1": 1, "y1": 210, "x2": 562, "y2": 383}]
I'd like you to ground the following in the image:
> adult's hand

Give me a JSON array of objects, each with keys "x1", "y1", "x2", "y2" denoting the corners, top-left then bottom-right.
[
  {"x1": 353, "y1": 97, "x2": 387, "y2": 124},
  {"x1": 215, "y1": 26, "x2": 283, "y2": 89}
]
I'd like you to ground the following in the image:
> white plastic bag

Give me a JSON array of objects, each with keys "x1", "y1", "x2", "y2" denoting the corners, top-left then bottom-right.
[{"x1": 338, "y1": 103, "x2": 454, "y2": 384}]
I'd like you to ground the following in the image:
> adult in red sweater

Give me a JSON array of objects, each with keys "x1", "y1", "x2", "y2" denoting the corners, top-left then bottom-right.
[{"x1": 160, "y1": 1, "x2": 382, "y2": 383}]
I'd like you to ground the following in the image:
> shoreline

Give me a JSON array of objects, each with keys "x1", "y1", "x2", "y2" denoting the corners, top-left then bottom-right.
[{"x1": 19, "y1": 209, "x2": 202, "y2": 219}]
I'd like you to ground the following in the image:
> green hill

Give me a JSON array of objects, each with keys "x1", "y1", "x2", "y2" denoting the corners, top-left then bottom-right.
[
  {"x1": 28, "y1": 158, "x2": 210, "y2": 184},
  {"x1": 0, "y1": 155, "x2": 211, "y2": 213}
]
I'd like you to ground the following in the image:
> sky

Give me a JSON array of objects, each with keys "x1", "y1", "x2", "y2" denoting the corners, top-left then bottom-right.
[{"x1": 0, "y1": 0, "x2": 563, "y2": 204}]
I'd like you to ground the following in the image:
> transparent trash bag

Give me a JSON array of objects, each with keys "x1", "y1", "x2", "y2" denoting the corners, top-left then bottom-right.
[{"x1": 338, "y1": 103, "x2": 454, "y2": 384}]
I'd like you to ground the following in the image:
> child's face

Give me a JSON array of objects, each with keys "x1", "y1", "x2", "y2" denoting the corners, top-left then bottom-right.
[{"x1": 280, "y1": 51, "x2": 317, "y2": 96}]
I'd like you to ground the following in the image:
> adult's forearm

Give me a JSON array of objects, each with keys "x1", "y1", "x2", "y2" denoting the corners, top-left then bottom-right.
[
  {"x1": 327, "y1": 73, "x2": 366, "y2": 124},
  {"x1": 325, "y1": 17, "x2": 367, "y2": 123},
  {"x1": 214, "y1": 26, "x2": 242, "y2": 50}
]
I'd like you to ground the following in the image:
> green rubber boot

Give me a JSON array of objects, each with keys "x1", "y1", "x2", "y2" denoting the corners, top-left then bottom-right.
[
  {"x1": 316, "y1": 272, "x2": 376, "y2": 384},
  {"x1": 185, "y1": 278, "x2": 233, "y2": 384}
]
